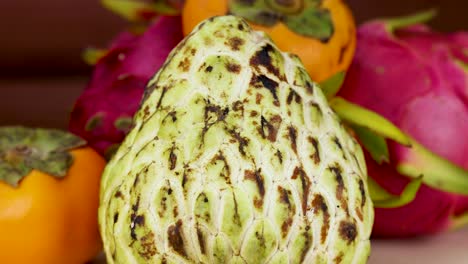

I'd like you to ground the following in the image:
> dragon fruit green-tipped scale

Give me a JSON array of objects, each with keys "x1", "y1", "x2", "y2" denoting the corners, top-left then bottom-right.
[{"x1": 99, "y1": 16, "x2": 373, "y2": 264}]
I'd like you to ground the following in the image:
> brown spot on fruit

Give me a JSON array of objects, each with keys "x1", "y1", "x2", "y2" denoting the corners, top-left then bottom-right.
[
  {"x1": 195, "y1": 193, "x2": 211, "y2": 223},
  {"x1": 252, "y1": 74, "x2": 279, "y2": 101},
  {"x1": 334, "y1": 252, "x2": 344, "y2": 264},
  {"x1": 249, "y1": 44, "x2": 281, "y2": 77},
  {"x1": 298, "y1": 229, "x2": 313, "y2": 263},
  {"x1": 169, "y1": 148, "x2": 177, "y2": 170},
  {"x1": 158, "y1": 184, "x2": 176, "y2": 218},
  {"x1": 206, "y1": 104, "x2": 229, "y2": 122},
  {"x1": 333, "y1": 136, "x2": 343, "y2": 151},
  {"x1": 197, "y1": 227, "x2": 206, "y2": 254},
  {"x1": 226, "y1": 62, "x2": 241, "y2": 73},
  {"x1": 131, "y1": 164, "x2": 147, "y2": 188},
  {"x1": 278, "y1": 186, "x2": 291, "y2": 208},
  {"x1": 356, "y1": 208, "x2": 364, "y2": 221},
  {"x1": 292, "y1": 167, "x2": 310, "y2": 215},
  {"x1": 130, "y1": 196, "x2": 141, "y2": 240},
  {"x1": 232, "y1": 100, "x2": 244, "y2": 112},
  {"x1": 168, "y1": 220, "x2": 187, "y2": 257},
  {"x1": 277, "y1": 186, "x2": 295, "y2": 237},
  {"x1": 286, "y1": 89, "x2": 302, "y2": 105},
  {"x1": 182, "y1": 171, "x2": 188, "y2": 189},
  {"x1": 339, "y1": 221, "x2": 357, "y2": 244},
  {"x1": 351, "y1": 153, "x2": 363, "y2": 173},
  {"x1": 177, "y1": 57, "x2": 191, "y2": 72},
  {"x1": 228, "y1": 129, "x2": 249, "y2": 156},
  {"x1": 143, "y1": 105, "x2": 151, "y2": 120},
  {"x1": 232, "y1": 192, "x2": 242, "y2": 225},
  {"x1": 139, "y1": 232, "x2": 158, "y2": 259},
  {"x1": 281, "y1": 218, "x2": 293, "y2": 238},
  {"x1": 312, "y1": 194, "x2": 330, "y2": 244},
  {"x1": 276, "y1": 150, "x2": 283, "y2": 164},
  {"x1": 114, "y1": 190, "x2": 123, "y2": 199},
  {"x1": 288, "y1": 126, "x2": 298, "y2": 154},
  {"x1": 134, "y1": 214, "x2": 145, "y2": 226},
  {"x1": 253, "y1": 197, "x2": 263, "y2": 209},
  {"x1": 211, "y1": 152, "x2": 231, "y2": 183},
  {"x1": 245, "y1": 170, "x2": 265, "y2": 208},
  {"x1": 329, "y1": 165, "x2": 345, "y2": 205},
  {"x1": 256, "y1": 93, "x2": 264, "y2": 104},
  {"x1": 309, "y1": 102, "x2": 322, "y2": 116},
  {"x1": 202, "y1": 104, "x2": 229, "y2": 139},
  {"x1": 307, "y1": 136, "x2": 320, "y2": 164},
  {"x1": 173, "y1": 206, "x2": 179, "y2": 218},
  {"x1": 228, "y1": 37, "x2": 245, "y2": 51},
  {"x1": 156, "y1": 87, "x2": 168, "y2": 110},
  {"x1": 250, "y1": 44, "x2": 272, "y2": 67},
  {"x1": 358, "y1": 179, "x2": 366, "y2": 208},
  {"x1": 259, "y1": 115, "x2": 282, "y2": 142}
]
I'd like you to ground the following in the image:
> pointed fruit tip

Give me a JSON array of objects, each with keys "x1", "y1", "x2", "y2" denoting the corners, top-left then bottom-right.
[
  {"x1": 83, "y1": 48, "x2": 109, "y2": 65},
  {"x1": 396, "y1": 138, "x2": 468, "y2": 195},
  {"x1": 369, "y1": 175, "x2": 423, "y2": 208},
  {"x1": 319, "y1": 71, "x2": 346, "y2": 99},
  {"x1": 330, "y1": 97, "x2": 411, "y2": 147},
  {"x1": 385, "y1": 8, "x2": 438, "y2": 32},
  {"x1": 101, "y1": 0, "x2": 179, "y2": 22}
]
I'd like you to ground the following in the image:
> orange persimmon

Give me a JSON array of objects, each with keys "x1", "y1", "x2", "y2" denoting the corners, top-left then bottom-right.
[
  {"x1": 182, "y1": 0, "x2": 356, "y2": 83},
  {"x1": 0, "y1": 127, "x2": 106, "y2": 264}
]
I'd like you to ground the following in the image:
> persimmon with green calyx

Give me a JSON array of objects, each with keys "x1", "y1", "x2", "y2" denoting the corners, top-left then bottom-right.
[
  {"x1": 0, "y1": 126, "x2": 106, "y2": 264},
  {"x1": 182, "y1": 0, "x2": 357, "y2": 83}
]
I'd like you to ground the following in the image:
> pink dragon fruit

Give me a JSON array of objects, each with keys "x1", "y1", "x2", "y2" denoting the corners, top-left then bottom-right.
[
  {"x1": 338, "y1": 11, "x2": 468, "y2": 237},
  {"x1": 69, "y1": 15, "x2": 183, "y2": 157}
]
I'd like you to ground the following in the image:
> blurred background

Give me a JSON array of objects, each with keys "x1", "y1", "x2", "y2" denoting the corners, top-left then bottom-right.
[{"x1": 0, "y1": 0, "x2": 467, "y2": 129}]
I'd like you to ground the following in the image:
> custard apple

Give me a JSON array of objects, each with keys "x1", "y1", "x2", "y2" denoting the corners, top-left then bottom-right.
[{"x1": 99, "y1": 15, "x2": 373, "y2": 264}]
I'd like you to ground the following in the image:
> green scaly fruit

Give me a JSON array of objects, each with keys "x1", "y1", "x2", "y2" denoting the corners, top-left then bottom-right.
[{"x1": 99, "y1": 15, "x2": 373, "y2": 264}]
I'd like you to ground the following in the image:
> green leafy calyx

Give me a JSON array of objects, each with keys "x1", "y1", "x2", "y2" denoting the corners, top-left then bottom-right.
[
  {"x1": 229, "y1": 0, "x2": 334, "y2": 41},
  {"x1": 0, "y1": 126, "x2": 86, "y2": 187}
]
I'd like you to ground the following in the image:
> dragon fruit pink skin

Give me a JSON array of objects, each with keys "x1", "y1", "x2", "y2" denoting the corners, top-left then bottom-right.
[
  {"x1": 69, "y1": 16, "x2": 183, "y2": 157},
  {"x1": 339, "y1": 17, "x2": 468, "y2": 237}
]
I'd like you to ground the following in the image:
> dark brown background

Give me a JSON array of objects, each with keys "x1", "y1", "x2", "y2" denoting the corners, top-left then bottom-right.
[{"x1": 1, "y1": 0, "x2": 467, "y2": 129}]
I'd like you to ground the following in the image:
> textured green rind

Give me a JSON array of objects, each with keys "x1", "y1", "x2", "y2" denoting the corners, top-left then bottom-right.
[{"x1": 99, "y1": 16, "x2": 373, "y2": 264}]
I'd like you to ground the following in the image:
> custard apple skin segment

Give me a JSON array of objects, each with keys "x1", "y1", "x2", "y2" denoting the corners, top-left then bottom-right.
[{"x1": 99, "y1": 15, "x2": 373, "y2": 264}]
